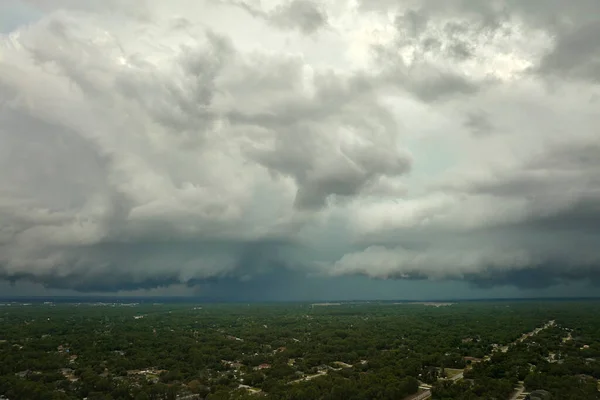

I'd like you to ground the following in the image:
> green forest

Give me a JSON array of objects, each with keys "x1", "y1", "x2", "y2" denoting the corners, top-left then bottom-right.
[{"x1": 0, "y1": 300, "x2": 599, "y2": 399}]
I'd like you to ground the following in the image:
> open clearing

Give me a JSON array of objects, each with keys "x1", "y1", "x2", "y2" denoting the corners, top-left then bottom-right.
[{"x1": 444, "y1": 368, "x2": 464, "y2": 379}]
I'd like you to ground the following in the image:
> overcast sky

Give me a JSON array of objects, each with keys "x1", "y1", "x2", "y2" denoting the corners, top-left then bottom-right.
[{"x1": 1, "y1": 0, "x2": 599, "y2": 300}]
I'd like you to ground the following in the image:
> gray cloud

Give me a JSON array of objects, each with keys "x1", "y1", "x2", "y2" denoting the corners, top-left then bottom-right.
[
  {"x1": 0, "y1": 2, "x2": 408, "y2": 291},
  {"x1": 1, "y1": 240, "x2": 295, "y2": 292},
  {"x1": 397, "y1": 9, "x2": 428, "y2": 38},
  {"x1": 227, "y1": 0, "x2": 328, "y2": 35},
  {"x1": 1, "y1": 0, "x2": 600, "y2": 295},
  {"x1": 446, "y1": 41, "x2": 473, "y2": 61},
  {"x1": 271, "y1": 0, "x2": 328, "y2": 35},
  {"x1": 368, "y1": 6, "x2": 500, "y2": 102},
  {"x1": 536, "y1": 22, "x2": 600, "y2": 82},
  {"x1": 464, "y1": 110, "x2": 494, "y2": 136},
  {"x1": 373, "y1": 45, "x2": 485, "y2": 102}
]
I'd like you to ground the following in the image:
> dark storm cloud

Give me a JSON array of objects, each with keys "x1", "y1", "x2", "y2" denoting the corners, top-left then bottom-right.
[
  {"x1": 466, "y1": 264, "x2": 600, "y2": 290},
  {"x1": 2, "y1": 0, "x2": 600, "y2": 296},
  {"x1": 5, "y1": 271, "x2": 182, "y2": 293},
  {"x1": 0, "y1": 4, "x2": 413, "y2": 293},
  {"x1": 0, "y1": 239, "x2": 297, "y2": 292}
]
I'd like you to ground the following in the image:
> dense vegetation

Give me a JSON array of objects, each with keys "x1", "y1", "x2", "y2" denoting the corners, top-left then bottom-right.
[{"x1": 0, "y1": 300, "x2": 599, "y2": 399}]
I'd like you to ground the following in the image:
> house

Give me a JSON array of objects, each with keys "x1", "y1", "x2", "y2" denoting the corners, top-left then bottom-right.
[
  {"x1": 221, "y1": 360, "x2": 244, "y2": 369},
  {"x1": 577, "y1": 374, "x2": 595, "y2": 382},
  {"x1": 255, "y1": 364, "x2": 271, "y2": 370},
  {"x1": 15, "y1": 370, "x2": 30, "y2": 378}
]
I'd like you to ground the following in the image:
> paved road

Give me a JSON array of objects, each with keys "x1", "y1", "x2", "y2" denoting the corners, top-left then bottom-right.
[
  {"x1": 451, "y1": 372, "x2": 464, "y2": 381},
  {"x1": 289, "y1": 370, "x2": 327, "y2": 384},
  {"x1": 509, "y1": 382, "x2": 525, "y2": 400},
  {"x1": 408, "y1": 359, "x2": 463, "y2": 399},
  {"x1": 411, "y1": 390, "x2": 432, "y2": 400}
]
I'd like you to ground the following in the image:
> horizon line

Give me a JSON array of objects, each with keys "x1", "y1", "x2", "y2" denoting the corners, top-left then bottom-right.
[{"x1": 1, "y1": 295, "x2": 600, "y2": 303}]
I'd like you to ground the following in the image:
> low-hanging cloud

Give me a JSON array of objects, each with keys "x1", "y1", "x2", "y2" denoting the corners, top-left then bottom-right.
[{"x1": 1, "y1": 0, "x2": 600, "y2": 294}]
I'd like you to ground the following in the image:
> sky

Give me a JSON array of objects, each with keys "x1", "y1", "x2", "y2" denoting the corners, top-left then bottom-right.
[{"x1": 1, "y1": 0, "x2": 599, "y2": 301}]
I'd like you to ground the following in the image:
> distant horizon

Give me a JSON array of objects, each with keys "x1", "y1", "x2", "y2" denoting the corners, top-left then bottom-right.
[{"x1": 2, "y1": 295, "x2": 600, "y2": 304}]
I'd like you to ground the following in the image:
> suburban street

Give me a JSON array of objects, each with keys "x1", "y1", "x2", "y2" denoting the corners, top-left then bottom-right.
[
  {"x1": 408, "y1": 320, "x2": 555, "y2": 400},
  {"x1": 411, "y1": 389, "x2": 433, "y2": 400},
  {"x1": 509, "y1": 382, "x2": 526, "y2": 400},
  {"x1": 450, "y1": 371, "x2": 464, "y2": 382}
]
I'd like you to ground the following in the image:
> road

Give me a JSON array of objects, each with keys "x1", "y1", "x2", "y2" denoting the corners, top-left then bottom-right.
[
  {"x1": 509, "y1": 382, "x2": 525, "y2": 400},
  {"x1": 411, "y1": 390, "x2": 432, "y2": 400},
  {"x1": 450, "y1": 371, "x2": 464, "y2": 381},
  {"x1": 289, "y1": 370, "x2": 327, "y2": 384},
  {"x1": 406, "y1": 320, "x2": 555, "y2": 400}
]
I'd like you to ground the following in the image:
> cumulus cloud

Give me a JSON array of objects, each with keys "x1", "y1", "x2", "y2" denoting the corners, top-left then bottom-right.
[
  {"x1": 1, "y1": 0, "x2": 600, "y2": 294},
  {"x1": 0, "y1": 0, "x2": 407, "y2": 291}
]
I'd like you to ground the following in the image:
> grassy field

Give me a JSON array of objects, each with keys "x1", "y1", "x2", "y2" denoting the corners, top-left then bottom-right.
[{"x1": 444, "y1": 368, "x2": 464, "y2": 379}]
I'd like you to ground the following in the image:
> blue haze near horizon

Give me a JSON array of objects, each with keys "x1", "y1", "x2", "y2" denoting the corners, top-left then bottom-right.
[{"x1": 1, "y1": 274, "x2": 596, "y2": 302}]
